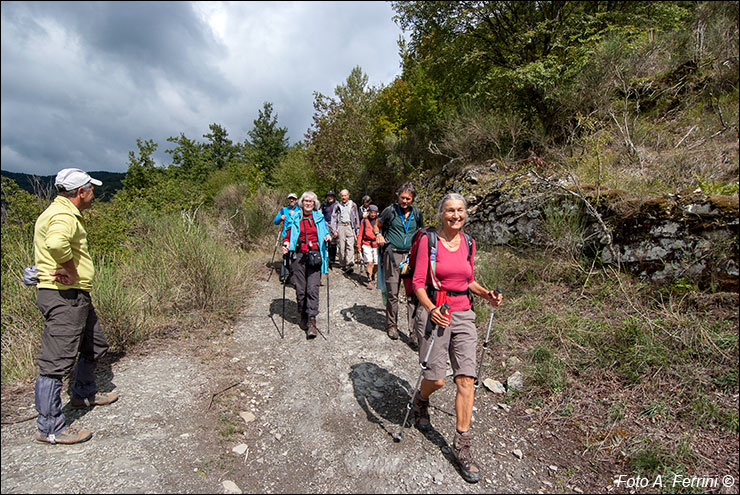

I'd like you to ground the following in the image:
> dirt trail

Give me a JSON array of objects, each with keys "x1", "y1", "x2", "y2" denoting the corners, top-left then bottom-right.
[{"x1": 2, "y1": 261, "x2": 598, "y2": 494}]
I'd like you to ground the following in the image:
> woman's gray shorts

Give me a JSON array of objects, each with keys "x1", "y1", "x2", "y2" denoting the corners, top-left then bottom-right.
[{"x1": 412, "y1": 307, "x2": 478, "y2": 381}]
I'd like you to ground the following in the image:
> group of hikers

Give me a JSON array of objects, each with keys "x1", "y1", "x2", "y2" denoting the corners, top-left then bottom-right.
[
  {"x1": 273, "y1": 181, "x2": 503, "y2": 483},
  {"x1": 26, "y1": 167, "x2": 502, "y2": 485}
]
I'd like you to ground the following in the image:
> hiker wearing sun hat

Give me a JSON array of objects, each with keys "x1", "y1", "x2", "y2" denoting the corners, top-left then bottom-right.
[{"x1": 32, "y1": 168, "x2": 118, "y2": 446}]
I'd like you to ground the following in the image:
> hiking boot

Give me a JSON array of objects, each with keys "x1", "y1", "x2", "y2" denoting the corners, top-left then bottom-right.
[
  {"x1": 387, "y1": 326, "x2": 399, "y2": 340},
  {"x1": 453, "y1": 430, "x2": 480, "y2": 483},
  {"x1": 306, "y1": 317, "x2": 318, "y2": 339},
  {"x1": 413, "y1": 392, "x2": 431, "y2": 432},
  {"x1": 70, "y1": 391, "x2": 119, "y2": 409},
  {"x1": 35, "y1": 426, "x2": 92, "y2": 445},
  {"x1": 299, "y1": 312, "x2": 308, "y2": 330}
]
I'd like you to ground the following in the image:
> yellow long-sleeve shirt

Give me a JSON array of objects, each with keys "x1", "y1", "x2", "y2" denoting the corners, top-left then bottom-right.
[{"x1": 34, "y1": 196, "x2": 95, "y2": 292}]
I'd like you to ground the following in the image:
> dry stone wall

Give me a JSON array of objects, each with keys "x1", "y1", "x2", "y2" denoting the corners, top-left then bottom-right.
[{"x1": 463, "y1": 173, "x2": 739, "y2": 291}]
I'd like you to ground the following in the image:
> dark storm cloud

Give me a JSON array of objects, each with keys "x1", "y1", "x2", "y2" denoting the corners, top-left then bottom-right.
[
  {"x1": 1, "y1": 1, "x2": 233, "y2": 175},
  {"x1": 1, "y1": 1, "x2": 403, "y2": 177}
]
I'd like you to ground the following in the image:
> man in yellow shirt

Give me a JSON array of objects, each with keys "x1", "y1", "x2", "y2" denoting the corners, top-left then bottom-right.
[{"x1": 33, "y1": 168, "x2": 118, "y2": 445}]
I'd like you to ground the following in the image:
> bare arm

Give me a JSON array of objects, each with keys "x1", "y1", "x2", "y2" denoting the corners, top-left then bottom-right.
[{"x1": 414, "y1": 287, "x2": 450, "y2": 328}]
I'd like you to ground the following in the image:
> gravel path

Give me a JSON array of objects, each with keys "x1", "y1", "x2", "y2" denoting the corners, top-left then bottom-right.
[{"x1": 2, "y1": 262, "x2": 594, "y2": 494}]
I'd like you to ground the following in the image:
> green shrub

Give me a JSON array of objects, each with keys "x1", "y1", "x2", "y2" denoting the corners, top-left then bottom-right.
[
  {"x1": 92, "y1": 254, "x2": 149, "y2": 351},
  {"x1": 0, "y1": 232, "x2": 43, "y2": 383},
  {"x1": 239, "y1": 188, "x2": 285, "y2": 248},
  {"x1": 135, "y1": 214, "x2": 251, "y2": 315}
]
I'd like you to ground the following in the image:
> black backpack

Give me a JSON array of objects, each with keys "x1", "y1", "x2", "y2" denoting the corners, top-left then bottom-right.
[
  {"x1": 379, "y1": 204, "x2": 424, "y2": 236},
  {"x1": 401, "y1": 226, "x2": 473, "y2": 303}
]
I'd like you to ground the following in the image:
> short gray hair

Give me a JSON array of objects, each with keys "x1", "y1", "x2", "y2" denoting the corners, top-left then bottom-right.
[
  {"x1": 57, "y1": 183, "x2": 92, "y2": 198},
  {"x1": 437, "y1": 193, "x2": 467, "y2": 220},
  {"x1": 298, "y1": 191, "x2": 320, "y2": 210}
]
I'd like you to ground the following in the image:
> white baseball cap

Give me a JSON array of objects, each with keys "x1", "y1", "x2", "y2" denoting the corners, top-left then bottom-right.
[{"x1": 54, "y1": 168, "x2": 102, "y2": 191}]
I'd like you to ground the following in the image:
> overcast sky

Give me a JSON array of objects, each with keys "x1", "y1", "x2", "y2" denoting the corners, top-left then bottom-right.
[{"x1": 1, "y1": 1, "x2": 405, "y2": 176}]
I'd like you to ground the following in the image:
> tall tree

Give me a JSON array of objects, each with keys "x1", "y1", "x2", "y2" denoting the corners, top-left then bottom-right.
[
  {"x1": 203, "y1": 123, "x2": 236, "y2": 170},
  {"x1": 392, "y1": 1, "x2": 695, "y2": 137},
  {"x1": 122, "y1": 138, "x2": 159, "y2": 191},
  {"x1": 166, "y1": 133, "x2": 210, "y2": 183},
  {"x1": 247, "y1": 102, "x2": 289, "y2": 185},
  {"x1": 305, "y1": 66, "x2": 375, "y2": 193}
]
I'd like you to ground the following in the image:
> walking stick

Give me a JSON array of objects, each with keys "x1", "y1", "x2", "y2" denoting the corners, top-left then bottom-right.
[
  {"x1": 326, "y1": 270, "x2": 330, "y2": 335},
  {"x1": 280, "y1": 254, "x2": 290, "y2": 339},
  {"x1": 394, "y1": 304, "x2": 450, "y2": 442},
  {"x1": 267, "y1": 228, "x2": 283, "y2": 281},
  {"x1": 474, "y1": 289, "x2": 503, "y2": 388}
]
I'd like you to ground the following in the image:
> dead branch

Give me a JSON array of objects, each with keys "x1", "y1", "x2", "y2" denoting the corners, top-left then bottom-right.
[
  {"x1": 427, "y1": 141, "x2": 463, "y2": 171},
  {"x1": 530, "y1": 171, "x2": 619, "y2": 268},
  {"x1": 674, "y1": 125, "x2": 697, "y2": 148},
  {"x1": 206, "y1": 380, "x2": 242, "y2": 410}
]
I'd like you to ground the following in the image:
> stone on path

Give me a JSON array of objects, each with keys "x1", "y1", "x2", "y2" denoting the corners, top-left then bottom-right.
[
  {"x1": 222, "y1": 480, "x2": 242, "y2": 494},
  {"x1": 232, "y1": 444, "x2": 248, "y2": 455},
  {"x1": 239, "y1": 411, "x2": 255, "y2": 425},
  {"x1": 483, "y1": 378, "x2": 506, "y2": 394},
  {"x1": 507, "y1": 371, "x2": 524, "y2": 393}
]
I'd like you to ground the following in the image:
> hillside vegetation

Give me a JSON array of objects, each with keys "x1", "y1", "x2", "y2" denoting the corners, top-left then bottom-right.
[{"x1": 1, "y1": 1, "x2": 737, "y2": 489}]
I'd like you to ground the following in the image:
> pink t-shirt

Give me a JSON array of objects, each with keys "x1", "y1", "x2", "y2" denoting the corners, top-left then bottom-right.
[{"x1": 411, "y1": 232, "x2": 475, "y2": 312}]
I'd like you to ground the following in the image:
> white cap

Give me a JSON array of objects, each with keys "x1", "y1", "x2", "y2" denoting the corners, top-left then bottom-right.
[
  {"x1": 287, "y1": 193, "x2": 298, "y2": 199},
  {"x1": 54, "y1": 168, "x2": 102, "y2": 191}
]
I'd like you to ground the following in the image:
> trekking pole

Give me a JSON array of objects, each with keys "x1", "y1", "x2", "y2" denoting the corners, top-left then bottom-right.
[
  {"x1": 280, "y1": 255, "x2": 290, "y2": 339},
  {"x1": 394, "y1": 303, "x2": 450, "y2": 443},
  {"x1": 267, "y1": 228, "x2": 283, "y2": 281},
  {"x1": 326, "y1": 271, "x2": 330, "y2": 335},
  {"x1": 474, "y1": 289, "x2": 503, "y2": 388}
]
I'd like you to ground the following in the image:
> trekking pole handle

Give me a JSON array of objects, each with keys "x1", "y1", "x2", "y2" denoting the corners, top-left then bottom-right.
[
  {"x1": 420, "y1": 304, "x2": 450, "y2": 369},
  {"x1": 488, "y1": 288, "x2": 503, "y2": 302},
  {"x1": 431, "y1": 302, "x2": 451, "y2": 325}
]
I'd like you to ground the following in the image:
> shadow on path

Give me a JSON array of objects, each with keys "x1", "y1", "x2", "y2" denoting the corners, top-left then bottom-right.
[
  {"x1": 60, "y1": 350, "x2": 121, "y2": 424},
  {"x1": 349, "y1": 361, "x2": 460, "y2": 478},
  {"x1": 340, "y1": 303, "x2": 385, "y2": 332}
]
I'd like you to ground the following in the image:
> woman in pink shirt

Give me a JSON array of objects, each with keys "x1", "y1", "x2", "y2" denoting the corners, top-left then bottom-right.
[{"x1": 410, "y1": 193, "x2": 503, "y2": 484}]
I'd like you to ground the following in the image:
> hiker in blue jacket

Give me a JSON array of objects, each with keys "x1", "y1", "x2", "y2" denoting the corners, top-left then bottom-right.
[
  {"x1": 273, "y1": 193, "x2": 300, "y2": 283},
  {"x1": 282, "y1": 191, "x2": 332, "y2": 339}
]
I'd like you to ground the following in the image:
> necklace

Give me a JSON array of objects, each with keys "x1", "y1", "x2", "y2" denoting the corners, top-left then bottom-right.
[{"x1": 438, "y1": 229, "x2": 460, "y2": 248}]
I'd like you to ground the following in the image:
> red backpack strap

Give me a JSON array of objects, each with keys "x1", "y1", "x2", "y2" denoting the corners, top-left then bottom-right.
[{"x1": 426, "y1": 229, "x2": 442, "y2": 291}]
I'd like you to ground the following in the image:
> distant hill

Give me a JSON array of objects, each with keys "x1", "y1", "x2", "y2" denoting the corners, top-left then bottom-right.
[{"x1": 1, "y1": 170, "x2": 126, "y2": 202}]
